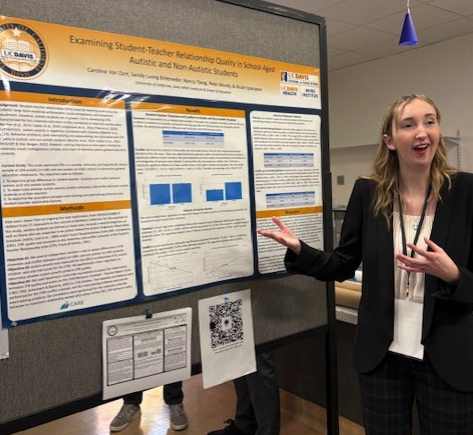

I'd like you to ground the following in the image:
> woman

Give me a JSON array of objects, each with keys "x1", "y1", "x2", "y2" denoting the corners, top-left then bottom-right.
[{"x1": 257, "y1": 94, "x2": 473, "y2": 434}]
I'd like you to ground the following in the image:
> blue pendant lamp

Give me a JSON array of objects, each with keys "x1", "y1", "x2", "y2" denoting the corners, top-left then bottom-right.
[{"x1": 399, "y1": 0, "x2": 419, "y2": 46}]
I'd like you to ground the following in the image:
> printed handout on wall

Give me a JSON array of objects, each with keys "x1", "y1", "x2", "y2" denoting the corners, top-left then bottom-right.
[
  {"x1": 102, "y1": 308, "x2": 191, "y2": 400},
  {"x1": 198, "y1": 289, "x2": 256, "y2": 389}
]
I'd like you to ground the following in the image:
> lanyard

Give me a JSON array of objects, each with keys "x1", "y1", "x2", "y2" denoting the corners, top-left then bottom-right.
[{"x1": 398, "y1": 184, "x2": 431, "y2": 298}]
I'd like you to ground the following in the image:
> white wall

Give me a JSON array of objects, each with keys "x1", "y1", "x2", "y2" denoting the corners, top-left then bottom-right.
[
  {"x1": 328, "y1": 33, "x2": 473, "y2": 205},
  {"x1": 330, "y1": 145, "x2": 374, "y2": 206}
]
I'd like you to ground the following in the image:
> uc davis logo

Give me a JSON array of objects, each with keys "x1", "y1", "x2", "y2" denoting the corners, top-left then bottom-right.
[{"x1": 0, "y1": 22, "x2": 47, "y2": 78}]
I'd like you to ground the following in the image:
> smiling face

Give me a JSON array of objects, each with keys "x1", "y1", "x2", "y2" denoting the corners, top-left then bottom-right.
[{"x1": 383, "y1": 98, "x2": 440, "y2": 174}]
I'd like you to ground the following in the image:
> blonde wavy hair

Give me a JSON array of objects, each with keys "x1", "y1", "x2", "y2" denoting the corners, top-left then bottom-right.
[{"x1": 363, "y1": 94, "x2": 456, "y2": 227}]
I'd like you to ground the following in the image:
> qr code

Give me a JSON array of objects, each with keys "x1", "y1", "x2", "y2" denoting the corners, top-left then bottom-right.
[{"x1": 209, "y1": 299, "x2": 244, "y2": 349}]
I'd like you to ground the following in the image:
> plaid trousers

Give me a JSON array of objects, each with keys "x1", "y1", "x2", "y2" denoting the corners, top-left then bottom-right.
[{"x1": 359, "y1": 352, "x2": 473, "y2": 435}]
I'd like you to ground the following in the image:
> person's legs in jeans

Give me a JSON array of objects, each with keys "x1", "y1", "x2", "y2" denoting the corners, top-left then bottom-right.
[
  {"x1": 234, "y1": 351, "x2": 280, "y2": 435},
  {"x1": 233, "y1": 375, "x2": 256, "y2": 434},
  {"x1": 123, "y1": 391, "x2": 143, "y2": 406},
  {"x1": 163, "y1": 381, "x2": 184, "y2": 405}
]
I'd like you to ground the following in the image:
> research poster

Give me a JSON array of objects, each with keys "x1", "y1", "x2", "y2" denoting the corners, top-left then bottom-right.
[{"x1": 0, "y1": 16, "x2": 324, "y2": 326}]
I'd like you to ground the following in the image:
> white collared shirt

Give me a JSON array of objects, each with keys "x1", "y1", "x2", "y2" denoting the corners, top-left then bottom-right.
[{"x1": 389, "y1": 212, "x2": 434, "y2": 359}]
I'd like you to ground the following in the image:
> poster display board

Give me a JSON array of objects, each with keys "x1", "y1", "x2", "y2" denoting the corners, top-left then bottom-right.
[
  {"x1": 0, "y1": 2, "x2": 338, "y2": 433},
  {"x1": 0, "y1": 15, "x2": 324, "y2": 327}
]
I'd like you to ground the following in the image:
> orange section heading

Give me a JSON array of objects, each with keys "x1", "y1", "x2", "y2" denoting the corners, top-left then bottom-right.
[
  {"x1": 0, "y1": 90, "x2": 126, "y2": 109},
  {"x1": 255, "y1": 206, "x2": 323, "y2": 219},
  {"x1": 2, "y1": 200, "x2": 132, "y2": 218},
  {"x1": 131, "y1": 102, "x2": 245, "y2": 118}
]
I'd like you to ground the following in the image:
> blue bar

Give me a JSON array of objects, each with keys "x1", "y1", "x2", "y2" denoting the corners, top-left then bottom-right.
[
  {"x1": 172, "y1": 183, "x2": 192, "y2": 203},
  {"x1": 206, "y1": 189, "x2": 224, "y2": 201},
  {"x1": 150, "y1": 184, "x2": 171, "y2": 205},
  {"x1": 225, "y1": 182, "x2": 242, "y2": 200}
]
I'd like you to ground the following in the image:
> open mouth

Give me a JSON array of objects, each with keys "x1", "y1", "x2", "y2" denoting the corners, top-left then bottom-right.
[{"x1": 413, "y1": 144, "x2": 429, "y2": 151}]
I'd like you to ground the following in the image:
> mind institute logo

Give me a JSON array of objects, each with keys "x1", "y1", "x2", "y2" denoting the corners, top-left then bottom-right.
[{"x1": 0, "y1": 22, "x2": 47, "y2": 78}]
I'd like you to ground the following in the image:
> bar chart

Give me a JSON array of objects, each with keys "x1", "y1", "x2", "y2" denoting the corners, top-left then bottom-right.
[
  {"x1": 205, "y1": 181, "x2": 243, "y2": 202},
  {"x1": 149, "y1": 183, "x2": 192, "y2": 205}
]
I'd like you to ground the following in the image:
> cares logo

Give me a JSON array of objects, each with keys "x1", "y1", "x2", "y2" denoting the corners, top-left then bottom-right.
[{"x1": 60, "y1": 300, "x2": 85, "y2": 310}]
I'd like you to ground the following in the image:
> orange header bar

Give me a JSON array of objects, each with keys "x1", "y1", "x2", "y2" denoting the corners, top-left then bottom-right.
[
  {"x1": 255, "y1": 206, "x2": 322, "y2": 219},
  {"x1": 0, "y1": 91, "x2": 126, "y2": 109},
  {"x1": 131, "y1": 102, "x2": 245, "y2": 118},
  {"x1": 2, "y1": 200, "x2": 131, "y2": 218}
]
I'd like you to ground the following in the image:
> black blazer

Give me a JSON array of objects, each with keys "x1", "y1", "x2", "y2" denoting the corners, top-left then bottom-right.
[{"x1": 286, "y1": 172, "x2": 473, "y2": 392}]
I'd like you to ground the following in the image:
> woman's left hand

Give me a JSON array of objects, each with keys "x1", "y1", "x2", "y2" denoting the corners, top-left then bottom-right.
[{"x1": 396, "y1": 237, "x2": 460, "y2": 285}]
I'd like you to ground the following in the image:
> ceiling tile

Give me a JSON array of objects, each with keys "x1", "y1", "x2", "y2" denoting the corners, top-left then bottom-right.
[
  {"x1": 317, "y1": 0, "x2": 406, "y2": 25},
  {"x1": 366, "y1": 10, "x2": 413, "y2": 35},
  {"x1": 428, "y1": 0, "x2": 473, "y2": 16},
  {"x1": 327, "y1": 46, "x2": 347, "y2": 57},
  {"x1": 420, "y1": 16, "x2": 473, "y2": 42},
  {"x1": 329, "y1": 26, "x2": 394, "y2": 51},
  {"x1": 325, "y1": 17, "x2": 357, "y2": 36},
  {"x1": 354, "y1": 37, "x2": 413, "y2": 57},
  {"x1": 409, "y1": 4, "x2": 462, "y2": 29},
  {"x1": 328, "y1": 51, "x2": 377, "y2": 71}
]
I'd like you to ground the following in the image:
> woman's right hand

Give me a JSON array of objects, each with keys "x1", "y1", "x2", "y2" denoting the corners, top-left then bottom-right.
[{"x1": 256, "y1": 216, "x2": 301, "y2": 255}]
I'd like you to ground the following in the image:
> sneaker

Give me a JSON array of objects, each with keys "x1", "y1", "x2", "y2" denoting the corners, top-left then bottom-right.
[
  {"x1": 207, "y1": 419, "x2": 255, "y2": 435},
  {"x1": 109, "y1": 403, "x2": 141, "y2": 432},
  {"x1": 169, "y1": 403, "x2": 188, "y2": 431}
]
